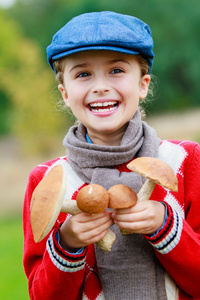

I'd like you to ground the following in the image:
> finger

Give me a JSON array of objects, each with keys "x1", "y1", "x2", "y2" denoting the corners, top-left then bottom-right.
[
  {"x1": 114, "y1": 200, "x2": 151, "y2": 214},
  {"x1": 77, "y1": 210, "x2": 111, "y2": 223},
  {"x1": 114, "y1": 219, "x2": 156, "y2": 235},
  {"x1": 71, "y1": 211, "x2": 112, "y2": 234},
  {"x1": 112, "y1": 209, "x2": 146, "y2": 223},
  {"x1": 77, "y1": 218, "x2": 113, "y2": 245}
]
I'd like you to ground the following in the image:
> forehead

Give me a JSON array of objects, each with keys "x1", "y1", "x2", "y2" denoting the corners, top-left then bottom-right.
[{"x1": 62, "y1": 50, "x2": 138, "y2": 67}]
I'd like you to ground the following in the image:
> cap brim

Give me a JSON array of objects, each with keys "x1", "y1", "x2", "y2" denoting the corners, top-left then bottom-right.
[{"x1": 50, "y1": 46, "x2": 140, "y2": 72}]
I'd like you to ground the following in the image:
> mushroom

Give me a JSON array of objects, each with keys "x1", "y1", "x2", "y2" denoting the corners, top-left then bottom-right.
[
  {"x1": 76, "y1": 184, "x2": 109, "y2": 214},
  {"x1": 127, "y1": 157, "x2": 178, "y2": 202},
  {"x1": 76, "y1": 184, "x2": 116, "y2": 251},
  {"x1": 108, "y1": 184, "x2": 137, "y2": 210},
  {"x1": 30, "y1": 164, "x2": 116, "y2": 252},
  {"x1": 108, "y1": 184, "x2": 137, "y2": 235}
]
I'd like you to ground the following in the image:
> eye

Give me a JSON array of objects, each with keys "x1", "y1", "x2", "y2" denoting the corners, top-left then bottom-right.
[
  {"x1": 110, "y1": 68, "x2": 124, "y2": 74},
  {"x1": 76, "y1": 71, "x2": 91, "y2": 78}
]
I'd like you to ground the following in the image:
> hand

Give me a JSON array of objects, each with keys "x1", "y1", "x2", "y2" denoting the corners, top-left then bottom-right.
[
  {"x1": 59, "y1": 211, "x2": 113, "y2": 252},
  {"x1": 112, "y1": 200, "x2": 166, "y2": 235}
]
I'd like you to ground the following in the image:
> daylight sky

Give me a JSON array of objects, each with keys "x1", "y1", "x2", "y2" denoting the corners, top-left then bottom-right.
[{"x1": 0, "y1": 0, "x2": 16, "y2": 8}]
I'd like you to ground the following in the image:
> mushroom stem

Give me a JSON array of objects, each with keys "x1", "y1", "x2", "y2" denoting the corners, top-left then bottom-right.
[
  {"x1": 61, "y1": 199, "x2": 116, "y2": 252},
  {"x1": 137, "y1": 178, "x2": 156, "y2": 202},
  {"x1": 61, "y1": 199, "x2": 82, "y2": 215},
  {"x1": 97, "y1": 228, "x2": 116, "y2": 251}
]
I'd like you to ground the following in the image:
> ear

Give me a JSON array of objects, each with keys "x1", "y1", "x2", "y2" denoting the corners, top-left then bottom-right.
[
  {"x1": 58, "y1": 84, "x2": 70, "y2": 107},
  {"x1": 139, "y1": 75, "x2": 151, "y2": 99}
]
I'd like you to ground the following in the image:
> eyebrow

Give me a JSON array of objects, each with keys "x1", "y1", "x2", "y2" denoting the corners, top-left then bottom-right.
[
  {"x1": 69, "y1": 63, "x2": 89, "y2": 73},
  {"x1": 108, "y1": 59, "x2": 130, "y2": 65}
]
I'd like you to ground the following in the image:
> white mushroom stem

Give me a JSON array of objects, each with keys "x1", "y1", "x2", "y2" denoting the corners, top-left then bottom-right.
[
  {"x1": 62, "y1": 199, "x2": 82, "y2": 215},
  {"x1": 137, "y1": 178, "x2": 156, "y2": 202},
  {"x1": 61, "y1": 199, "x2": 116, "y2": 252}
]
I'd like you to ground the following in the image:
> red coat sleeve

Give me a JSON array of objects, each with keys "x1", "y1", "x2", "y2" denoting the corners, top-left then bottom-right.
[
  {"x1": 145, "y1": 142, "x2": 200, "y2": 298},
  {"x1": 23, "y1": 165, "x2": 87, "y2": 300}
]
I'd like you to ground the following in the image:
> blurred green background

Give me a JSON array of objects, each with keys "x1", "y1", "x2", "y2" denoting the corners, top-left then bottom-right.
[{"x1": 0, "y1": 0, "x2": 200, "y2": 298}]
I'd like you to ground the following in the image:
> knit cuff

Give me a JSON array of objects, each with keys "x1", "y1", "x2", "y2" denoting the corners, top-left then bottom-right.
[
  {"x1": 56, "y1": 229, "x2": 84, "y2": 255},
  {"x1": 147, "y1": 202, "x2": 168, "y2": 238},
  {"x1": 144, "y1": 202, "x2": 183, "y2": 254},
  {"x1": 46, "y1": 226, "x2": 87, "y2": 272}
]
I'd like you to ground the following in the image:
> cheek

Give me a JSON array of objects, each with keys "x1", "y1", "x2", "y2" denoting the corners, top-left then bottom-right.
[
  {"x1": 67, "y1": 80, "x2": 87, "y2": 98},
  {"x1": 117, "y1": 79, "x2": 140, "y2": 99},
  {"x1": 66, "y1": 86, "x2": 82, "y2": 106}
]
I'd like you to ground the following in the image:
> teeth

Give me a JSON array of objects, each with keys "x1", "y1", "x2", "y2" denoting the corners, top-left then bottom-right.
[
  {"x1": 90, "y1": 106, "x2": 117, "y2": 112},
  {"x1": 89, "y1": 101, "x2": 118, "y2": 112},
  {"x1": 90, "y1": 101, "x2": 117, "y2": 108},
  {"x1": 97, "y1": 107, "x2": 116, "y2": 112}
]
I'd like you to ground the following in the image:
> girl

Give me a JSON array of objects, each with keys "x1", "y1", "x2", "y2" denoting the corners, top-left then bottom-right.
[{"x1": 23, "y1": 11, "x2": 200, "y2": 299}]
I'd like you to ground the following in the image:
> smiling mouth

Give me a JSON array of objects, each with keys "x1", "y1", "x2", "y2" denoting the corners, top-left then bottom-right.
[{"x1": 88, "y1": 101, "x2": 119, "y2": 112}]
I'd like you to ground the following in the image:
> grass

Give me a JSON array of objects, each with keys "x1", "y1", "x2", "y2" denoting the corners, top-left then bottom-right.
[{"x1": 0, "y1": 216, "x2": 29, "y2": 300}]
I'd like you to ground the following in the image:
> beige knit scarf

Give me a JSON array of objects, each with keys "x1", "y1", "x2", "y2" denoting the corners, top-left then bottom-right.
[
  {"x1": 64, "y1": 109, "x2": 167, "y2": 299},
  {"x1": 63, "y1": 110, "x2": 161, "y2": 193}
]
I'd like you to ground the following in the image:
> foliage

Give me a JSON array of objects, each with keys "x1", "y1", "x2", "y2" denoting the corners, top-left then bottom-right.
[
  {"x1": 1, "y1": 0, "x2": 200, "y2": 153},
  {"x1": 9, "y1": 0, "x2": 200, "y2": 113},
  {"x1": 0, "y1": 9, "x2": 70, "y2": 153}
]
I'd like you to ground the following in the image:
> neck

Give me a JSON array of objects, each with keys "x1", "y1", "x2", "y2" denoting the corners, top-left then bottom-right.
[{"x1": 87, "y1": 124, "x2": 128, "y2": 146}]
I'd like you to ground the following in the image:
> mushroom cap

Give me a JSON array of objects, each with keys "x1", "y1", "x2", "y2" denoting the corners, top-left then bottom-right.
[
  {"x1": 127, "y1": 157, "x2": 178, "y2": 192},
  {"x1": 30, "y1": 164, "x2": 65, "y2": 243},
  {"x1": 108, "y1": 184, "x2": 137, "y2": 209},
  {"x1": 76, "y1": 184, "x2": 109, "y2": 214}
]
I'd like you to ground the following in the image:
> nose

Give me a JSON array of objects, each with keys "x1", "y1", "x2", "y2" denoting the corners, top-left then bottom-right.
[{"x1": 92, "y1": 76, "x2": 110, "y2": 94}]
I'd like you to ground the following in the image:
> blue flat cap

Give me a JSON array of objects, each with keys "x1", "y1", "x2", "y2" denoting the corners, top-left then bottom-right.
[{"x1": 47, "y1": 11, "x2": 154, "y2": 73}]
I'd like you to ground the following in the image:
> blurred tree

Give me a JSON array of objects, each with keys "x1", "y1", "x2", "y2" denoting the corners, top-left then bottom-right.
[
  {"x1": 1, "y1": 0, "x2": 200, "y2": 155},
  {"x1": 0, "y1": 9, "x2": 70, "y2": 154},
  {"x1": 0, "y1": 90, "x2": 11, "y2": 134},
  {"x1": 9, "y1": 0, "x2": 200, "y2": 114}
]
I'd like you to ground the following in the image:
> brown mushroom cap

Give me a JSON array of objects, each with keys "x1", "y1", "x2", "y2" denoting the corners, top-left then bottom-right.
[
  {"x1": 127, "y1": 157, "x2": 178, "y2": 192},
  {"x1": 30, "y1": 164, "x2": 65, "y2": 243},
  {"x1": 76, "y1": 184, "x2": 109, "y2": 214},
  {"x1": 108, "y1": 184, "x2": 137, "y2": 209}
]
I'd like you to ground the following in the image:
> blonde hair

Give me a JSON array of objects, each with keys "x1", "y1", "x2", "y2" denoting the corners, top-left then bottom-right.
[{"x1": 54, "y1": 59, "x2": 65, "y2": 85}]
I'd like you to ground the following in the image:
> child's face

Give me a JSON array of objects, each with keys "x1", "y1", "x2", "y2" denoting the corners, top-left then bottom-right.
[{"x1": 58, "y1": 50, "x2": 150, "y2": 145}]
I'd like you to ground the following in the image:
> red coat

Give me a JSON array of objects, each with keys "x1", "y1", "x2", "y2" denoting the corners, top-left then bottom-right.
[{"x1": 23, "y1": 140, "x2": 200, "y2": 299}]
